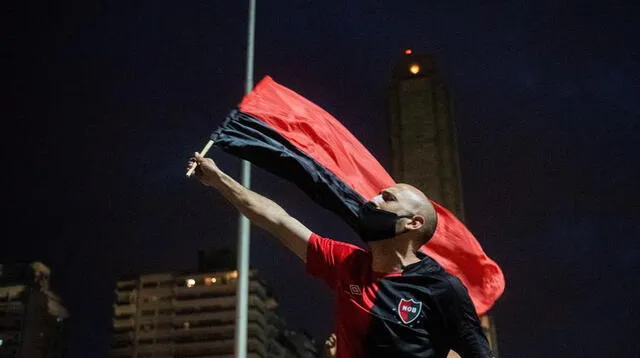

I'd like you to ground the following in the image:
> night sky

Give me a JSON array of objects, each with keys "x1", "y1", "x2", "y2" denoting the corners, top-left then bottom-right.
[{"x1": 3, "y1": 1, "x2": 639, "y2": 357}]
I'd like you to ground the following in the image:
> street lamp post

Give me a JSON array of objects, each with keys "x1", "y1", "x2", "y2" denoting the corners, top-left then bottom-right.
[{"x1": 234, "y1": 0, "x2": 256, "y2": 357}]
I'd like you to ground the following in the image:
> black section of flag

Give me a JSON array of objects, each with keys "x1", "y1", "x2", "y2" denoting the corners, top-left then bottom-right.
[{"x1": 212, "y1": 110, "x2": 366, "y2": 230}]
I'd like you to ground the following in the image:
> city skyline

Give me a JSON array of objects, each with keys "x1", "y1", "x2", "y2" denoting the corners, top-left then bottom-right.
[
  {"x1": 0, "y1": 262, "x2": 68, "y2": 358},
  {"x1": 110, "y1": 249, "x2": 317, "y2": 358}
]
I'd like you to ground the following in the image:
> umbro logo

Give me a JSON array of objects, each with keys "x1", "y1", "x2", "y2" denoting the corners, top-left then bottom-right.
[{"x1": 349, "y1": 284, "x2": 362, "y2": 295}]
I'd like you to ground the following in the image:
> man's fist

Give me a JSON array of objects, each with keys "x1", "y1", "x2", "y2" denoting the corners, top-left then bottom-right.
[
  {"x1": 187, "y1": 152, "x2": 222, "y2": 188},
  {"x1": 323, "y1": 333, "x2": 337, "y2": 358}
]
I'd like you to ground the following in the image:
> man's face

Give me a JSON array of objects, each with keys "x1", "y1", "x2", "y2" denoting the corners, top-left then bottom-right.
[{"x1": 368, "y1": 184, "x2": 428, "y2": 234}]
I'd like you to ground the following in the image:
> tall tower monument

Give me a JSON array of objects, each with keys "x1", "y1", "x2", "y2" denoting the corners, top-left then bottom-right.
[
  {"x1": 389, "y1": 50, "x2": 464, "y2": 218},
  {"x1": 389, "y1": 50, "x2": 499, "y2": 356}
]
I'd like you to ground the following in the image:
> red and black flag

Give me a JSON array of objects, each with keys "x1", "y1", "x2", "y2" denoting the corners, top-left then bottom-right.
[{"x1": 211, "y1": 76, "x2": 504, "y2": 315}]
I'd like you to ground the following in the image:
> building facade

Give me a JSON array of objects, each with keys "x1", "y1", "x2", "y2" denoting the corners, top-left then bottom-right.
[
  {"x1": 111, "y1": 252, "x2": 317, "y2": 358},
  {"x1": 389, "y1": 51, "x2": 498, "y2": 356},
  {"x1": 0, "y1": 262, "x2": 69, "y2": 358}
]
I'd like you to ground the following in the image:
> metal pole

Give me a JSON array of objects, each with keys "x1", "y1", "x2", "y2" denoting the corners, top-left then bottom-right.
[{"x1": 235, "y1": 0, "x2": 255, "y2": 357}]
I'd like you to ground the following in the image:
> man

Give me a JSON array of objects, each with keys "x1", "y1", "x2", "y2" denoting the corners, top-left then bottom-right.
[{"x1": 188, "y1": 153, "x2": 493, "y2": 358}]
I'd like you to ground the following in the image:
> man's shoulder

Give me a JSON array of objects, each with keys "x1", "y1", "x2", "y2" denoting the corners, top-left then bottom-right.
[
  {"x1": 310, "y1": 233, "x2": 367, "y2": 252},
  {"x1": 309, "y1": 233, "x2": 369, "y2": 265},
  {"x1": 411, "y1": 255, "x2": 473, "y2": 302},
  {"x1": 442, "y1": 272, "x2": 472, "y2": 299}
]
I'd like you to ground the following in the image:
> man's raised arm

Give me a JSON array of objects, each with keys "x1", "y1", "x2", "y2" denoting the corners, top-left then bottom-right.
[{"x1": 188, "y1": 153, "x2": 311, "y2": 262}]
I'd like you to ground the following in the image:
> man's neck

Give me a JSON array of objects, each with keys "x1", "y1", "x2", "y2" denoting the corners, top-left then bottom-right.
[{"x1": 369, "y1": 235, "x2": 421, "y2": 273}]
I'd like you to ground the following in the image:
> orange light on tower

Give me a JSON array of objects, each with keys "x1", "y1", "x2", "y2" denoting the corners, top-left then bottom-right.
[
  {"x1": 409, "y1": 64, "x2": 420, "y2": 75},
  {"x1": 405, "y1": 48, "x2": 413, "y2": 55}
]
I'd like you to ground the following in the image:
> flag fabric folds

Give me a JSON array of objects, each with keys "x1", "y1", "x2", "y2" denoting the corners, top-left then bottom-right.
[{"x1": 211, "y1": 76, "x2": 504, "y2": 315}]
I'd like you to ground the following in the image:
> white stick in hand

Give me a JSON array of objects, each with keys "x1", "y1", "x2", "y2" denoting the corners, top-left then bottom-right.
[{"x1": 186, "y1": 140, "x2": 214, "y2": 177}]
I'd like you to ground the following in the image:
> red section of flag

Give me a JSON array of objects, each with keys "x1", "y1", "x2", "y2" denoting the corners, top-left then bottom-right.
[
  {"x1": 421, "y1": 203, "x2": 505, "y2": 315},
  {"x1": 236, "y1": 76, "x2": 504, "y2": 314},
  {"x1": 239, "y1": 76, "x2": 394, "y2": 201}
]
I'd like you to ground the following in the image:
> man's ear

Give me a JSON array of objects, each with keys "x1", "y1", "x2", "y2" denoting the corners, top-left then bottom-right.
[{"x1": 407, "y1": 215, "x2": 425, "y2": 230}]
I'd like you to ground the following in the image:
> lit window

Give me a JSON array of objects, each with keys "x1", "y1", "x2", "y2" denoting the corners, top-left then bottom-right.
[
  {"x1": 204, "y1": 277, "x2": 217, "y2": 285},
  {"x1": 186, "y1": 279, "x2": 196, "y2": 288},
  {"x1": 228, "y1": 271, "x2": 238, "y2": 280},
  {"x1": 409, "y1": 64, "x2": 420, "y2": 75},
  {"x1": 183, "y1": 322, "x2": 190, "y2": 330}
]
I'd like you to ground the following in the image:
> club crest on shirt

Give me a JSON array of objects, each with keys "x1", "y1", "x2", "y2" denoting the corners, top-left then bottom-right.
[{"x1": 397, "y1": 298, "x2": 422, "y2": 324}]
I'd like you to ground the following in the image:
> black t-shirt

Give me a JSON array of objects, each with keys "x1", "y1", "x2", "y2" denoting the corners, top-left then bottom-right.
[{"x1": 307, "y1": 233, "x2": 494, "y2": 358}]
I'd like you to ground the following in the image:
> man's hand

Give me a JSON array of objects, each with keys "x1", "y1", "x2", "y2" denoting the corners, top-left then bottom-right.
[
  {"x1": 324, "y1": 333, "x2": 337, "y2": 358},
  {"x1": 187, "y1": 152, "x2": 222, "y2": 188}
]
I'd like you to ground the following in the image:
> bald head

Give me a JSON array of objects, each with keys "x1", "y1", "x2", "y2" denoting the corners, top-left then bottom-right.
[
  {"x1": 376, "y1": 183, "x2": 438, "y2": 242},
  {"x1": 394, "y1": 183, "x2": 428, "y2": 206}
]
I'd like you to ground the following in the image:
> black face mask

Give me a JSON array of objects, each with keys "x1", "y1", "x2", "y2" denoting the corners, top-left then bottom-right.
[{"x1": 357, "y1": 202, "x2": 413, "y2": 242}]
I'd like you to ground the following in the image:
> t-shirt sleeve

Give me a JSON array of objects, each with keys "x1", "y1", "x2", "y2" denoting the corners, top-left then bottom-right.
[
  {"x1": 445, "y1": 277, "x2": 495, "y2": 358},
  {"x1": 306, "y1": 233, "x2": 364, "y2": 290}
]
